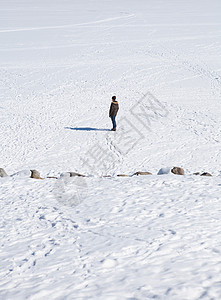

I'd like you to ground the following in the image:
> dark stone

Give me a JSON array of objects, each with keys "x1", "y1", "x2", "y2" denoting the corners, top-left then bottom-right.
[
  {"x1": 69, "y1": 172, "x2": 86, "y2": 177},
  {"x1": 30, "y1": 170, "x2": 43, "y2": 179},
  {"x1": 171, "y1": 167, "x2": 184, "y2": 175},
  {"x1": 201, "y1": 172, "x2": 212, "y2": 177},
  {"x1": 133, "y1": 171, "x2": 152, "y2": 176},
  {"x1": 0, "y1": 168, "x2": 8, "y2": 177}
]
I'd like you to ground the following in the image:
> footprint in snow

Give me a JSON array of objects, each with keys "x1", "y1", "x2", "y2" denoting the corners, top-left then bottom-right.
[{"x1": 100, "y1": 258, "x2": 117, "y2": 268}]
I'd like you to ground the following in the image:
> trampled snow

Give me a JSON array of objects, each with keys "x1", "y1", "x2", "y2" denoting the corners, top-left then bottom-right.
[{"x1": 0, "y1": 0, "x2": 221, "y2": 299}]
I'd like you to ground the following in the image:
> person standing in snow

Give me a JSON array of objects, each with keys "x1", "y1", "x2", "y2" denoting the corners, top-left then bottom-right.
[{"x1": 109, "y1": 96, "x2": 119, "y2": 131}]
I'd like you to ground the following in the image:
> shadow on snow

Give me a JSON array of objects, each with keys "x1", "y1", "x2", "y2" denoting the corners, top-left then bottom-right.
[{"x1": 65, "y1": 127, "x2": 110, "y2": 132}]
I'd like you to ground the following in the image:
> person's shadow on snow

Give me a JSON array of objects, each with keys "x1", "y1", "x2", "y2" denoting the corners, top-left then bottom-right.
[{"x1": 65, "y1": 127, "x2": 110, "y2": 131}]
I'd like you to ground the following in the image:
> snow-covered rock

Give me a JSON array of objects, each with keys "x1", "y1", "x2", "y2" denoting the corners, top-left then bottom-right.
[{"x1": 157, "y1": 167, "x2": 172, "y2": 175}]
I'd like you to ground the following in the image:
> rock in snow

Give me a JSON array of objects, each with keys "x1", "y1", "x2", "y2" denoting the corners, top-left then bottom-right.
[
  {"x1": 171, "y1": 167, "x2": 185, "y2": 175},
  {"x1": 61, "y1": 172, "x2": 86, "y2": 177},
  {"x1": 193, "y1": 172, "x2": 201, "y2": 175},
  {"x1": 133, "y1": 171, "x2": 152, "y2": 176},
  {"x1": 201, "y1": 172, "x2": 212, "y2": 177},
  {"x1": 0, "y1": 168, "x2": 8, "y2": 177},
  {"x1": 30, "y1": 170, "x2": 44, "y2": 179},
  {"x1": 157, "y1": 167, "x2": 172, "y2": 175}
]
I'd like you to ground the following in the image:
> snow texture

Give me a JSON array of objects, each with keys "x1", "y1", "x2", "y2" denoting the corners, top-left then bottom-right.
[{"x1": 0, "y1": 0, "x2": 221, "y2": 299}]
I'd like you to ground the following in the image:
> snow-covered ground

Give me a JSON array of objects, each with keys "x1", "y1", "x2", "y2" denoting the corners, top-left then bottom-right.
[{"x1": 1, "y1": 0, "x2": 221, "y2": 299}]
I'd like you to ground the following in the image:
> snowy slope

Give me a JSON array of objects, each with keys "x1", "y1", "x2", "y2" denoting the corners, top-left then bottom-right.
[{"x1": 0, "y1": 0, "x2": 221, "y2": 299}]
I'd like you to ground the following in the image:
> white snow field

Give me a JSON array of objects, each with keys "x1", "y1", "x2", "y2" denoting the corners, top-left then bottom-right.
[{"x1": 1, "y1": 0, "x2": 221, "y2": 299}]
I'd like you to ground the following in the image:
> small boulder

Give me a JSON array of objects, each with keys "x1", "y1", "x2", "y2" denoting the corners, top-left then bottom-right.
[
  {"x1": 61, "y1": 172, "x2": 86, "y2": 178},
  {"x1": 30, "y1": 170, "x2": 44, "y2": 179},
  {"x1": 157, "y1": 167, "x2": 171, "y2": 175},
  {"x1": 69, "y1": 172, "x2": 86, "y2": 177},
  {"x1": 133, "y1": 171, "x2": 152, "y2": 176},
  {"x1": 0, "y1": 168, "x2": 8, "y2": 177},
  {"x1": 117, "y1": 174, "x2": 129, "y2": 177},
  {"x1": 201, "y1": 172, "x2": 212, "y2": 177},
  {"x1": 171, "y1": 167, "x2": 184, "y2": 175},
  {"x1": 193, "y1": 172, "x2": 201, "y2": 176}
]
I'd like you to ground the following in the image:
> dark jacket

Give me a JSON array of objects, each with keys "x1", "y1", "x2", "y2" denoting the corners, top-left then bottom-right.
[{"x1": 109, "y1": 101, "x2": 119, "y2": 117}]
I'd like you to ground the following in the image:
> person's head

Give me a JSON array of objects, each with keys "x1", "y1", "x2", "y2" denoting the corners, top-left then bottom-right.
[{"x1": 112, "y1": 96, "x2": 116, "y2": 101}]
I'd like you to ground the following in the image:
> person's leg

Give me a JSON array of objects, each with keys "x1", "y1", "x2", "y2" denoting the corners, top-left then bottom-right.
[
  {"x1": 111, "y1": 115, "x2": 116, "y2": 129},
  {"x1": 113, "y1": 115, "x2": 116, "y2": 128}
]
